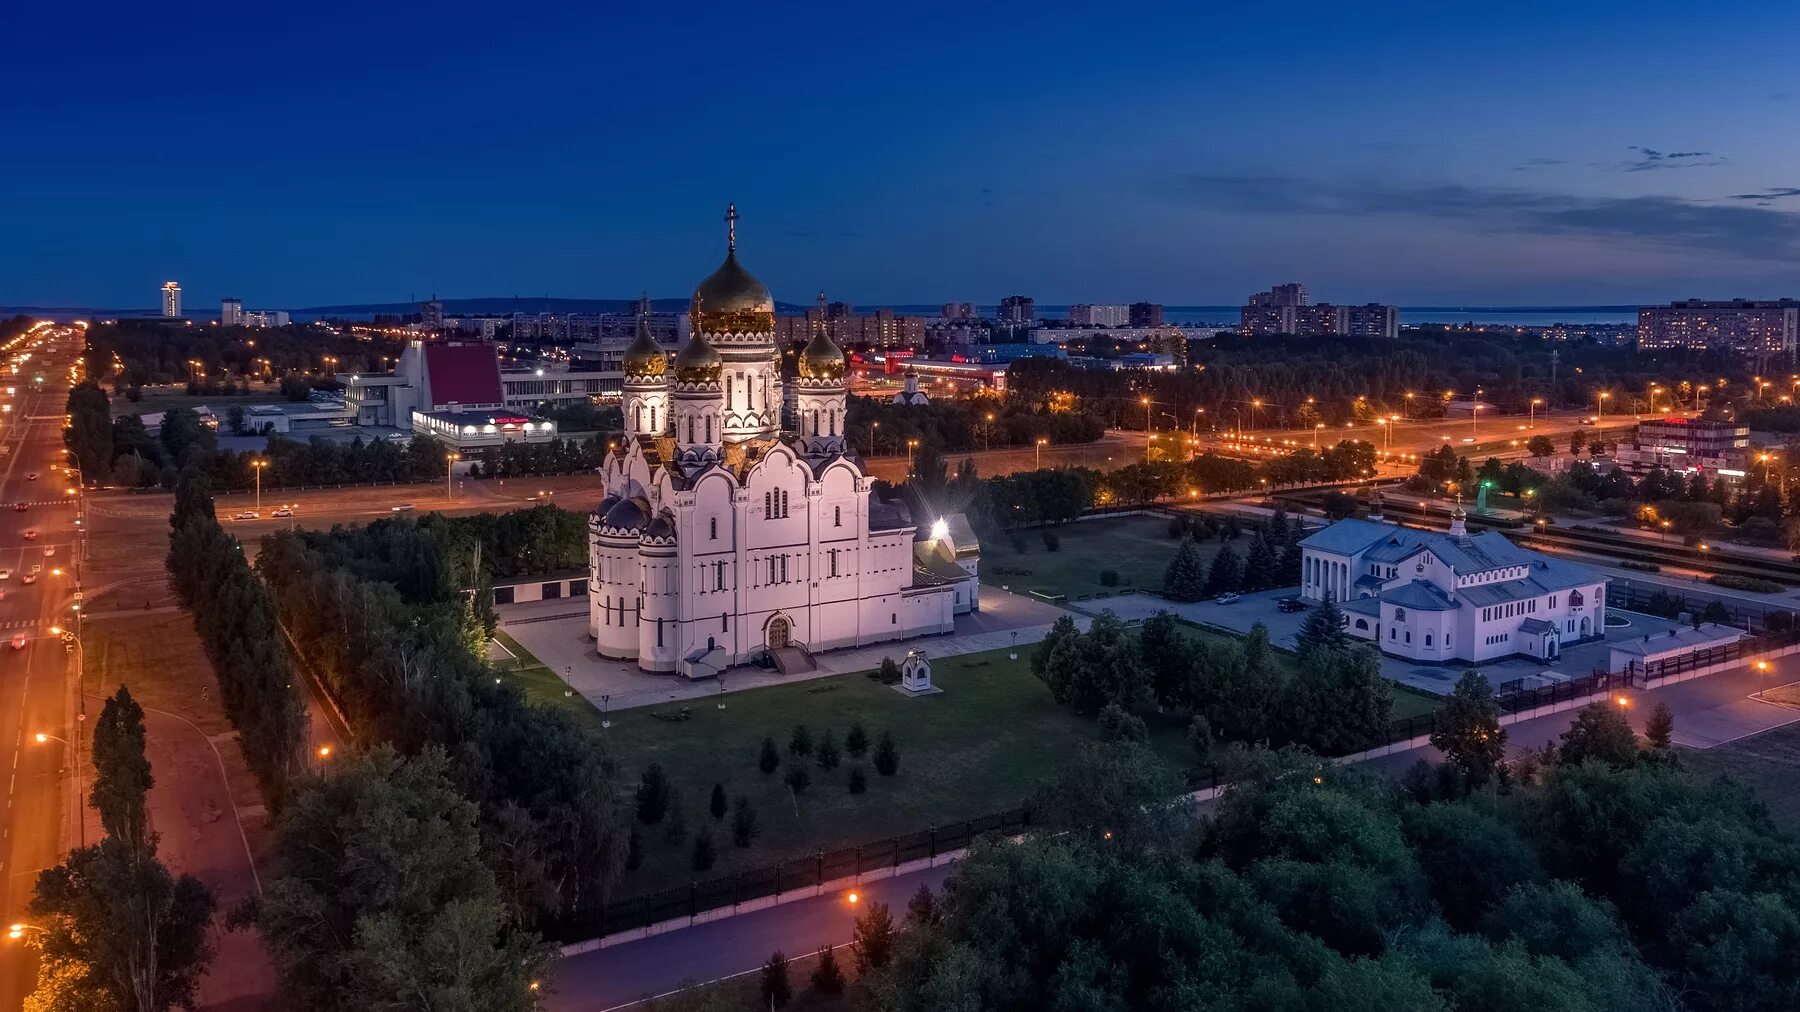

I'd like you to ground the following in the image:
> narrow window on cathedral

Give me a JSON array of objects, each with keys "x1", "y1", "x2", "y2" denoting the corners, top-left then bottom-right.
[
  {"x1": 709, "y1": 517, "x2": 718, "y2": 540},
  {"x1": 705, "y1": 416, "x2": 713, "y2": 442},
  {"x1": 780, "y1": 555, "x2": 788, "y2": 582},
  {"x1": 721, "y1": 612, "x2": 728, "y2": 631},
  {"x1": 686, "y1": 416, "x2": 694, "y2": 442},
  {"x1": 633, "y1": 404, "x2": 642, "y2": 430},
  {"x1": 834, "y1": 505, "x2": 841, "y2": 527},
  {"x1": 768, "y1": 558, "x2": 776, "y2": 583},
  {"x1": 765, "y1": 492, "x2": 772, "y2": 517},
  {"x1": 657, "y1": 618, "x2": 664, "y2": 647}
]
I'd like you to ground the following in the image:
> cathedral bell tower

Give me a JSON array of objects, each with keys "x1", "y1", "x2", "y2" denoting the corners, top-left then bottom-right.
[
  {"x1": 794, "y1": 290, "x2": 848, "y2": 458},
  {"x1": 689, "y1": 204, "x2": 781, "y2": 444}
]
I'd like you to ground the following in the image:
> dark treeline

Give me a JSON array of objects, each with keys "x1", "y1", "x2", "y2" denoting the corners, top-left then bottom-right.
[
  {"x1": 165, "y1": 467, "x2": 310, "y2": 799},
  {"x1": 85, "y1": 319, "x2": 401, "y2": 387},
  {"x1": 255, "y1": 519, "x2": 628, "y2": 928},
  {"x1": 1005, "y1": 332, "x2": 1747, "y2": 429},
  {"x1": 865, "y1": 711, "x2": 1800, "y2": 1012},
  {"x1": 845, "y1": 393, "x2": 1104, "y2": 455}
]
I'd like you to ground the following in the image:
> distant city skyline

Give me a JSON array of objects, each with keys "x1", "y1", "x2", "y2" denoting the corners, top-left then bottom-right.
[{"x1": 8, "y1": 3, "x2": 1800, "y2": 308}]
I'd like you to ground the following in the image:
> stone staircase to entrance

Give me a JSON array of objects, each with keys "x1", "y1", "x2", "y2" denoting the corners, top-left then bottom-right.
[{"x1": 770, "y1": 642, "x2": 816, "y2": 675}]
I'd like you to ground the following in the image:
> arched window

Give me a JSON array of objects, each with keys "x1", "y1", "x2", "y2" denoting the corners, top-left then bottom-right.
[
  {"x1": 633, "y1": 404, "x2": 642, "y2": 430},
  {"x1": 705, "y1": 416, "x2": 713, "y2": 442},
  {"x1": 1425, "y1": 633, "x2": 1433, "y2": 647},
  {"x1": 1354, "y1": 619, "x2": 1369, "y2": 631},
  {"x1": 764, "y1": 491, "x2": 772, "y2": 516}
]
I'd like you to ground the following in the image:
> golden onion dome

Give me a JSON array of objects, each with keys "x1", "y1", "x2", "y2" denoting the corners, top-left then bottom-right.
[
  {"x1": 690, "y1": 205, "x2": 775, "y2": 335},
  {"x1": 622, "y1": 315, "x2": 666, "y2": 378},
  {"x1": 673, "y1": 332, "x2": 723, "y2": 384},
  {"x1": 797, "y1": 327, "x2": 845, "y2": 381}
]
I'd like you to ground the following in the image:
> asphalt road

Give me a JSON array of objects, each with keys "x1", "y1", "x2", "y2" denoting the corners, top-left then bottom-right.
[{"x1": 0, "y1": 328, "x2": 82, "y2": 1008}]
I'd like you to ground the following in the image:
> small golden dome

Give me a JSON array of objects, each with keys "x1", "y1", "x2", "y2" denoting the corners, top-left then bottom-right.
[
  {"x1": 623, "y1": 315, "x2": 666, "y2": 378},
  {"x1": 797, "y1": 328, "x2": 844, "y2": 381},
  {"x1": 673, "y1": 332, "x2": 722, "y2": 384}
]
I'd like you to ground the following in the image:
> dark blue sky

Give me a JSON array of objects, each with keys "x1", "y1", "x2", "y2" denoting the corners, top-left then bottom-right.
[{"x1": 7, "y1": 1, "x2": 1800, "y2": 309}]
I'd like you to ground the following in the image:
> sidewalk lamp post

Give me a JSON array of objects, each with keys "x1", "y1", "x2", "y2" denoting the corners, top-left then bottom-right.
[
  {"x1": 1596, "y1": 390, "x2": 1610, "y2": 424},
  {"x1": 251, "y1": 458, "x2": 267, "y2": 512},
  {"x1": 983, "y1": 412, "x2": 994, "y2": 452},
  {"x1": 445, "y1": 451, "x2": 460, "y2": 500},
  {"x1": 32, "y1": 732, "x2": 77, "y2": 846},
  {"x1": 1036, "y1": 437, "x2": 1048, "y2": 470},
  {"x1": 601, "y1": 693, "x2": 612, "y2": 729},
  {"x1": 1250, "y1": 398, "x2": 1262, "y2": 431},
  {"x1": 870, "y1": 421, "x2": 880, "y2": 457},
  {"x1": 1140, "y1": 396, "x2": 1152, "y2": 436},
  {"x1": 1529, "y1": 397, "x2": 1543, "y2": 429},
  {"x1": 1313, "y1": 422, "x2": 1324, "y2": 449},
  {"x1": 906, "y1": 439, "x2": 919, "y2": 477}
]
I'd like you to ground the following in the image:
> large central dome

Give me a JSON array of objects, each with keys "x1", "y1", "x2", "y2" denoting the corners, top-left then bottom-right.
[{"x1": 690, "y1": 204, "x2": 775, "y2": 336}]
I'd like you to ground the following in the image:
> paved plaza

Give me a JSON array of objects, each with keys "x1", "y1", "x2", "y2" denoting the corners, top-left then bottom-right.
[
  {"x1": 497, "y1": 587, "x2": 1076, "y2": 712},
  {"x1": 1085, "y1": 587, "x2": 1684, "y2": 695}
]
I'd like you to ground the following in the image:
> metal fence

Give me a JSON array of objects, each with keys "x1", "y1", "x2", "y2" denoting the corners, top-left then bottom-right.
[{"x1": 552, "y1": 808, "x2": 1034, "y2": 942}]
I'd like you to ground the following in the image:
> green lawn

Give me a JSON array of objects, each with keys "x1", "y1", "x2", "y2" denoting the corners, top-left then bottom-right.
[
  {"x1": 111, "y1": 388, "x2": 288, "y2": 417},
  {"x1": 981, "y1": 514, "x2": 1249, "y2": 601},
  {"x1": 1680, "y1": 721, "x2": 1800, "y2": 829},
  {"x1": 505, "y1": 618, "x2": 1436, "y2": 899}
]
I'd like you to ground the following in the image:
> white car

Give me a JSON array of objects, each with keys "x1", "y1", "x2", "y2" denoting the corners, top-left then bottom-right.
[
  {"x1": 42, "y1": 546, "x2": 52, "y2": 557},
  {"x1": 391, "y1": 503, "x2": 416, "y2": 512},
  {"x1": 235, "y1": 510, "x2": 259, "y2": 520},
  {"x1": 0, "y1": 569, "x2": 10, "y2": 581},
  {"x1": 1215, "y1": 592, "x2": 1241, "y2": 604},
  {"x1": 273, "y1": 507, "x2": 295, "y2": 517},
  {"x1": 21, "y1": 573, "x2": 35, "y2": 585}
]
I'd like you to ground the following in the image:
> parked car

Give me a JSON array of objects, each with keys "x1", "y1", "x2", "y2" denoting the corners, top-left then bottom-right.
[
  {"x1": 25, "y1": 473, "x2": 36, "y2": 481},
  {"x1": 20, "y1": 530, "x2": 34, "y2": 540},
  {"x1": 1277, "y1": 597, "x2": 1307, "y2": 613},
  {"x1": 1216, "y1": 592, "x2": 1241, "y2": 604},
  {"x1": 42, "y1": 546, "x2": 53, "y2": 557},
  {"x1": 9, "y1": 636, "x2": 24, "y2": 651},
  {"x1": 0, "y1": 569, "x2": 10, "y2": 581}
]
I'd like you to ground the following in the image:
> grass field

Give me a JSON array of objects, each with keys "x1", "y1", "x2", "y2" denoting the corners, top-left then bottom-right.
[
  {"x1": 979, "y1": 514, "x2": 1249, "y2": 601},
  {"x1": 111, "y1": 387, "x2": 287, "y2": 418},
  {"x1": 1681, "y1": 719, "x2": 1800, "y2": 828}
]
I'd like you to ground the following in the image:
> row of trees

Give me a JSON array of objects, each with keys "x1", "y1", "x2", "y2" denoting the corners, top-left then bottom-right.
[
  {"x1": 165, "y1": 465, "x2": 310, "y2": 798},
  {"x1": 1163, "y1": 510, "x2": 1306, "y2": 601},
  {"x1": 845, "y1": 393, "x2": 1105, "y2": 456},
  {"x1": 84, "y1": 320, "x2": 399, "y2": 387},
  {"x1": 1032, "y1": 604, "x2": 1394, "y2": 758},
  {"x1": 863, "y1": 701, "x2": 1796, "y2": 1012},
  {"x1": 254, "y1": 520, "x2": 628, "y2": 931}
]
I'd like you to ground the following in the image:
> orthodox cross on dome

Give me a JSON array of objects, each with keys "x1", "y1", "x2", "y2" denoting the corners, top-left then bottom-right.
[
  {"x1": 1452, "y1": 491, "x2": 1466, "y2": 516},
  {"x1": 725, "y1": 202, "x2": 738, "y2": 251}
]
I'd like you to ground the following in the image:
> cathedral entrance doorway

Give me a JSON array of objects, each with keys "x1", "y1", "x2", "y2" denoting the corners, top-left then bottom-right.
[{"x1": 767, "y1": 616, "x2": 791, "y2": 650}]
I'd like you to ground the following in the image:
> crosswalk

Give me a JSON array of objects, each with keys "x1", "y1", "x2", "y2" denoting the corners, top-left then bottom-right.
[
  {"x1": 4, "y1": 501, "x2": 73, "y2": 509},
  {"x1": 0, "y1": 619, "x2": 55, "y2": 633}
]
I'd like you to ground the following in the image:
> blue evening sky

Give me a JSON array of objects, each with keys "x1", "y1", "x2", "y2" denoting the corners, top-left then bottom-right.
[{"x1": 5, "y1": 1, "x2": 1800, "y2": 309}]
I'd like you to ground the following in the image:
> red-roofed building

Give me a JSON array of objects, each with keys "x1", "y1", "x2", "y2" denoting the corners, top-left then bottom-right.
[
  {"x1": 421, "y1": 342, "x2": 505, "y2": 409},
  {"x1": 346, "y1": 338, "x2": 610, "y2": 429}
]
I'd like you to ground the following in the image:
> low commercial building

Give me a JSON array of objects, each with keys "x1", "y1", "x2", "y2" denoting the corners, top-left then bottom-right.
[
  {"x1": 1613, "y1": 417, "x2": 1751, "y2": 481},
  {"x1": 411, "y1": 408, "x2": 559, "y2": 452},
  {"x1": 346, "y1": 339, "x2": 610, "y2": 428},
  {"x1": 1301, "y1": 504, "x2": 1608, "y2": 665}
]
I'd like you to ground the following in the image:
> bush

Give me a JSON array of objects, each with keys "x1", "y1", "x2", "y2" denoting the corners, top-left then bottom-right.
[
  {"x1": 784, "y1": 766, "x2": 811, "y2": 795},
  {"x1": 1009, "y1": 532, "x2": 1028, "y2": 553},
  {"x1": 691, "y1": 829, "x2": 715, "y2": 871},
  {"x1": 875, "y1": 657, "x2": 901, "y2": 685},
  {"x1": 817, "y1": 730, "x2": 841, "y2": 770},
  {"x1": 731, "y1": 796, "x2": 759, "y2": 847},
  {"x1": 759, "y1": 736, "x2": 780, "y2": 774},
  {"x1": 1042, "y1": 531, "x2": 1061, "y2": 552},
  {"x1": 1167, "y1": 517, "x2": 1188, "y2": 539},
  {"x1": 1618, "y1": 560, "x2": 1661, "y2": 573},
  {"x1": 874, "y1": 732, "x2": 900, "y2": 776},
  {"x1": 1710, "y1": 574, "x2": 1785, "y2": 594},
  {"x1": 635, "y1": 764, "x2": 671, "y2": 824},
  {"x1": 848, "y1": 767, "x2": 868, "y2": 794},
  {"x1": 1099, "y1": 569, "x2": 1120, "y2": 587},
  {"x1": 709, "y1": 783, "x2": 727, "y2": 820},
  {"x1": 624, "y1": 826, "x2": 642, "y2": 870}
]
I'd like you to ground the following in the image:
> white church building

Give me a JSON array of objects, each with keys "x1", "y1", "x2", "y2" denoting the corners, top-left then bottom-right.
[
  {"x1": 588, "y1": 207, "x2": 980, "y2": 678},
  {"x1": 1299, "y1": 498, "x2": 1608, "y2": 665}
]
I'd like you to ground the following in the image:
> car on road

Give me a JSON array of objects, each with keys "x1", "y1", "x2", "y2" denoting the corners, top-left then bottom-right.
[
  {"x1": 0, "y1": 569, "x2": 10, "y2": 581},
  {"x1": 42, "y1": 546, "x2": 53, "y2": 557},
  {"x1": 12, "y1": 503, "x2": 25, "y2": 512},
  {"x1": 235, "y1": 510, "x2": 259, "y2": 520},
  {"x1": 391, "y1": 503, "x2": 416, "y2": 512},
  {"x1": 25, "y1": 473, "x2": 36, "y2": 481},
  {"x1": 9, "y1": 636, "x2": 23, "y2": 651},
  {"x1": 20, "y1": 530, "x2": 34, "y2": 540},
  {"x1": 22, "y1": 573, "x2": 36, "y2": 585},
  {"x1": 1215, "y1": 592, "x2": 1241, "y2": 604},
  {"x1": 273, "y1": 507, "x2": 295, "y2": 517}
]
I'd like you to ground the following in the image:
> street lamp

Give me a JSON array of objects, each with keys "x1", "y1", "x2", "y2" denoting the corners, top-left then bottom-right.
[
  {"x1": 870, "y1": 421, "x2": 880, "y2": 457},
  {"x1": 446, "y1": 452, "x2": 460, "y2": 499},
  {"x1": 983, "y1": 412, "x2": 995, "y2": 452},
  {"x1": 1140, "y1": 396, "x2": 1152, "y2": 435},
  {"x1": 1597, "y1": 391, "x2": 1611, "y2": 423},
  {"x1": 251, "y1": 458, "x2": 267, "y2": 512},
  {"x1": 906, "y1": 439, "x2": 919, "y2": 476},
  {"x1": 1036, "y1": 437, "x2": 1048, "y2": 469},
  {"x1": 1529, "y1": 397, "x2": 1542, "y2": 429},
  {"x1": 33, "y1": 732, "x2": 77, "y2": 845},
  {"x1": 1313, "y1": 422, "x2": 1324, "y2": 449}
]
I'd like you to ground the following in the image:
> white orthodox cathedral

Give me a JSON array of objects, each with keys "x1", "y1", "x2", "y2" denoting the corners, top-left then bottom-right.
[{"x1": 589, "y1": 207, "x2": 980, "y2": 677}]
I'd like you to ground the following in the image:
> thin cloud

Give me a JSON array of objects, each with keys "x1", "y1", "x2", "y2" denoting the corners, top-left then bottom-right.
[
  {"x1": 1158, "y1": 173, "x2": 1800, "y2": 261},
  {"x1": 1615, "y1": 145, "x2": 1727, "y2": 172},
  {"x1": 1727, "y1": 187, "x2": 1800, "y2": 205},
  {"x1": 1511, "y1": 158, "x2": 1568, "y2": 172}
]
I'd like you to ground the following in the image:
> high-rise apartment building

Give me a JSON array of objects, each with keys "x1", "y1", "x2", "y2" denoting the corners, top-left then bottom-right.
[
  {"x1": 1129, "y1": 302, "x2": 1165, "y2": 328},
  {"x1": 775, "y1": 308, "x2": 926, "y2": 349},
  {"x1": 161, "y1": 281, "x2": 181, "y2": 318},
  {"x1": 997, "y1": 295, "x2": 1036, "y2": 323},
  {"x1": 1637, "y1": 299, "x2": 1800, "y2": 357},
  {"x1": 219, "y1": 297, "x2": 242, "y2": 326},
  {"x1": 1069, "y1": 304, "x2": 1129, "y2": 327},
  {"x1": 942, "y1": 303, "x2": 976, "y2": 320},
  {"x1": 1241, "y1": 284, "x2": 1396, "y2": 337},
  {"x1": 420, "y1": 296, "x2": 445, "y2": 330}
]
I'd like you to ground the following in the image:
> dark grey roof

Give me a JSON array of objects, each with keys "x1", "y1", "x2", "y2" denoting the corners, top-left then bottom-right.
[
  {"x1": 1383, "y1": 580, "x2": 1459, "y2": 611},
  {"x1": 602, "y1": 495, "x2": 650, "y2": 532},
  {"x1": 869, "y1": 493, "x2": 912, "y2": 532}
]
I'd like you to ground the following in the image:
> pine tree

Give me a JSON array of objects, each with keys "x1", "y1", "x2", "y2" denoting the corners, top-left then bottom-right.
[
  {"x1": 844, "y1": 723, "x2": 870, "y2": 758},
  {"x1": 810, "y1": 945, "x2": 847, "y2": 994},
  {"x1": 635, "y1": 764, "x2": 671, "y2": 824},
  {"x1": 1203, "y1": 544, "x2": 1243, "y2": 597},
  {"x1": 789, "y1": 724, "x2": 813, "y2": 757},
  {"x1": 853, "y1": 900, "x2": 896, "y2": 971},
  {"x1": 1276, "y1": 540, "x2": 1303, "y2": 588},
  {"x1": 691, "y1": 829, "x2": 715, "y2": 871},
  {"x1": 1243, "y1": 533, "x2": 1277, "y2": 592},
  {"x1": 1161, "y1": 539, "x2": 1207, "y2": 602},
  {"x1": 624, "y1": 826, "x2": 643, "y2": 869},
  {"x1": 784, "y1": 765, "x2": 811, "y2": 795},
  {"x1": 1295, "y1": 597, "x2": 1349, "y2": 655},
  {"x1": 662, "y1": 793, "x2": 687, "y2": 844},
  {"x1": 731, "y1": 796, "x2": 759, "y2": 847},
  {"x1": 848, "y1": 766, "x2": 868, "y2": 794},
  {"x1": 758, "y1": 736, "x2": 781, "y2": 775},
  {"x1": 906, "y1": 883, "x2": 939, "y2": 926},
  {"x1": 1645, "y1": 700, "x2": 1676, "y2": 750},
  {"x1": 874, "y1": 731, "x2": 901, "y2": 776},
  {"x1": 761, "y1": 951, "x2": 792, "y2": 1008},
  {"x1": 816, "y1": 730, "x2": 841, "y2": 770},
  {"x1": 709, "y1": 782, "x2": 727, "y2": 820}
]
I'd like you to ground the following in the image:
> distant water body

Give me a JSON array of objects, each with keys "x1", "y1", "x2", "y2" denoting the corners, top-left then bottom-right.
[{"x1": 5, "y1": 304, "x2": 1639, "y2": 327}]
